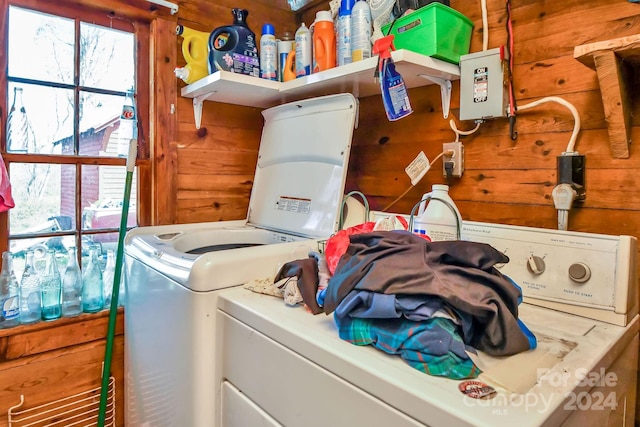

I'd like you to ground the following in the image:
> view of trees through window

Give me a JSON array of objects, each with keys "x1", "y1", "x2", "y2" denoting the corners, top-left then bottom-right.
[{"x1": 5, "y1": 4, "x2": 138, "y2": 273}]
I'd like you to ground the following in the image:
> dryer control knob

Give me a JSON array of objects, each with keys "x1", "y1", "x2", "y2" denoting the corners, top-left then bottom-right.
[
  {"x1": 569, "y1": 262, "x2": 591, "y2": 283},
  {"x1": 527, "y1": 255, "x2": 545, "y2": 275}
]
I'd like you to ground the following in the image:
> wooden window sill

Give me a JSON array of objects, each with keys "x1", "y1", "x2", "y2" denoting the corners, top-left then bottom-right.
[{"x1": 0, "y1": 308, "x2": 124, "y2": 364}]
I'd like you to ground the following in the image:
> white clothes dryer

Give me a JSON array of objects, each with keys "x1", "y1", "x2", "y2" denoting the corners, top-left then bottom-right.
[
  {"x1": 215, "y1": 221, "x2": 639, "y2": 427},
  {"x1": 124, "y1": 94, "x2": 359, "y2": 427}
]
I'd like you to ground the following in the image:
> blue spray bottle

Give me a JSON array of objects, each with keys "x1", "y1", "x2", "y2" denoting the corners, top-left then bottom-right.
[{"x1": 373, "y1": 35, "x2": 413, "y2": 121}]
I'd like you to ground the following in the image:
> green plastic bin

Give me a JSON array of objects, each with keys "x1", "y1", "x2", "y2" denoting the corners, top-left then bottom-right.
[{"x1": 382, "y1": 3, "x2": 474, "y2": 64}]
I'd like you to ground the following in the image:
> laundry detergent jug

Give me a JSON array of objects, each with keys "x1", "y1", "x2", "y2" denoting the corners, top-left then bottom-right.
[
  {"x1": 208, "y1": 8, "x2": 260, "y2": 77},
  {"x1": 413, "y1": 184, "x2": 462, "y2": 241},
  {"x1": 175, "y1": 24, "x2": 210, "y2": 84},
  {"x1": 312, "y1": 11, "x2": 336, "y2": 73}
]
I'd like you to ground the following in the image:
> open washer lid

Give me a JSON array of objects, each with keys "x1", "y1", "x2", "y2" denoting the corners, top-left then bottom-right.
[{"x1": 247, "y1": 93, "x2": 358, "y2": 239}]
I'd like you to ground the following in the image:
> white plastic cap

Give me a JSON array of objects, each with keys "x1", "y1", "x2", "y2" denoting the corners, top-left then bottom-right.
[
  {"x1": 315, "y1": 10, "x2": 332, "y2": 22},
  {"x1": 174, "y1": 67, "x2": 189, "y2": 81}
]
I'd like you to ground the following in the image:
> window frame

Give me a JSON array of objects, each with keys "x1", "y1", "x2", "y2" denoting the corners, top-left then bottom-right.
[{"x1": 0, "y1": 0, "x2": 151, "y2": 254}]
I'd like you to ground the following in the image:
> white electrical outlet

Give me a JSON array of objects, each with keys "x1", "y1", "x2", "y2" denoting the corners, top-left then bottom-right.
[{"x1": 442, "y1": 142, "x2": 464, "y2": 177}]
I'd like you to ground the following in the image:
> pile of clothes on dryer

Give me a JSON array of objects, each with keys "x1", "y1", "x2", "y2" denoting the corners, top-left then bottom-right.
[{"x1": 245, "y1": 219, "x2": 537, "y2": 380}]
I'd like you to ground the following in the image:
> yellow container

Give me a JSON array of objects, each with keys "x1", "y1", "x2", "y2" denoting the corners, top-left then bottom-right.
[
  {"x1": 176, "y1": 25, "x2": 210, "y2": 74},
  {"x1": 175, "y1": 62, "x2": 209, "y2": 84}
]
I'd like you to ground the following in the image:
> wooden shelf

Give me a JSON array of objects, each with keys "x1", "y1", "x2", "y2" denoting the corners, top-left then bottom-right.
[
  {"x1": 574, "y1": 34, "x2": 640, "y2": 159},
  {"x1": 181, "y1": 49, "x2": 460, "y2": 128}
]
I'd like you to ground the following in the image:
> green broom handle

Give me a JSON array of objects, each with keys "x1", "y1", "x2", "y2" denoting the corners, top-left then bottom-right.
[{"x1": 98, "y1": 138, "x2": 137, "y2": 426}]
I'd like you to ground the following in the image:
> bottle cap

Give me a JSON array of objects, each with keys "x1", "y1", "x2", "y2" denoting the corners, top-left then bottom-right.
[
  {"x1": 262, "y1": 23, "x2": 275, "y2": 35},
  {"x1": 175, "y1": 67, "x2": 189, "y2": 81},
  {"x1": 315, "y1": 11, "x2": 332, "y2": 22},
  {"x1": 339, "y1": 0, "x2": 356, "y2": 15}
]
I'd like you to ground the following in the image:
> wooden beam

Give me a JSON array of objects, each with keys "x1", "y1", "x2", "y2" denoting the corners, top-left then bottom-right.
[
  {"x1": 150, "y1": 18, "x2": 179, "y2": 225},
  {"x1": 574, "y1": 34, "x2": 639, "y2": 159},
  {"x1": 593, "y1": 51, "x2": 632, "y2": 158},
  {"x1": 574, "y1": 34, "x2": 640, "y2": 69}
]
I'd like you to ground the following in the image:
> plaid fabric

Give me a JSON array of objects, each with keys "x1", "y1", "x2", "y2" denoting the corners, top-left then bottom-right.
[
  {"x1": 324, "y1": 231, "x2": 536, "y2": 357},
  {"x1": 335, "y1": 314, "x2": 480, "y2": 379}
]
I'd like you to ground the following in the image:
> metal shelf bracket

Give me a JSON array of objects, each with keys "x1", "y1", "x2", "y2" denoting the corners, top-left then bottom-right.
[
  {"x1": 193, "y1": 95, "x2": 207, "y2": 129},
  {"x1": 418, "y1": 74, "x2": 452, "y2": 119}
]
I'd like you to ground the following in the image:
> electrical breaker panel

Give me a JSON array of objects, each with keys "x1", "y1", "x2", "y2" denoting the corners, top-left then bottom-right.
[{"x1": 459, "y1": 47, "x2": 509, "y2": 121}]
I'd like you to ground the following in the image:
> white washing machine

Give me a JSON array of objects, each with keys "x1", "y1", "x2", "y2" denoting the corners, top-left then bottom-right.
[
  {"x1": 216, "y1": 221, "x2": 639, "y2": 426},
  {"x1": 123, "y1": 94, "x2": 359, "y2": 427}
]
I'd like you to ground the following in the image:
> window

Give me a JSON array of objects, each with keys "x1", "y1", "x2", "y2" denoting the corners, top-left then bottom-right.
[{"x1": 2, "y1": 1, "x2": 149, "y2": 278}]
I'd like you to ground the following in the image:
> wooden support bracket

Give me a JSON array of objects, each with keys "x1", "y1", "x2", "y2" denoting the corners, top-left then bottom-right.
[{"x1": 574, "y1": 34, "x2": 640, "y2": 159}]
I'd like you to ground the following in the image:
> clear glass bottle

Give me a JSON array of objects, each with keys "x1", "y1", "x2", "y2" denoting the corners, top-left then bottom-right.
[
  {"x1": 19, "y1": 250, "x2": 42, "y2": 324},
  {"x1": 102, "y1": 249, "x2": 116, "y2": 309},
  {"x1": 7, "y1": 87, "x2": 34, "y2": 153},
  {"x1": 0, "y1": 251, "x2": 20, "y2": 329},
  {"x1": 62, "y1": 247, "x2": 83, "y2": 317},
  {"x1": 119, "y1": 262, "x2": 126, "y2": 307},
  {"x1": 82, "y1": 246, "x2": 104, "y2": 313},
  {"x1": 40, "y1": 250, "x2": 62, "y2": 321}
]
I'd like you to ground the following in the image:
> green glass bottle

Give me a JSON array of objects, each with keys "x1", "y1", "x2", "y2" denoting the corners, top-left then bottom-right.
[
  {"x1": 82, "y1": 246, "x2": 104, "y2": 313},
  {"x1": 41, "y1": 249, "x2": 62, "y2": 320}
]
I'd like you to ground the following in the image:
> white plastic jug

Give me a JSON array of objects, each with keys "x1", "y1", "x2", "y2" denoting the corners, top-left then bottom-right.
[{"x1": 413, "y1": 184, "x2": 462, "y2": 241}]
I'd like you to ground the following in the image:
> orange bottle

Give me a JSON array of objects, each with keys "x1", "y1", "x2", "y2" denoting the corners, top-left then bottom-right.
[
  {"x1": 312, "y1": 11, "x2": 336, "y2": 73},
  {"x1": 283, "y1": 49, "x2": 297, "y2": 82}
]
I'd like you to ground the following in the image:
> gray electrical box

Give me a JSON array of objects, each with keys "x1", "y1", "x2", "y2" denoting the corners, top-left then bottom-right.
[{"x1": 459, "y1": 47, "x2": 509, "y2": 121}]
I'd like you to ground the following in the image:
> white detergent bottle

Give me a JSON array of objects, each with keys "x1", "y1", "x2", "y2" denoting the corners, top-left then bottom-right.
[
  {"x1": 413, "y1": 184, "x2": 462, "y2": 241},
  {"x1": 337, "y1": 0, "x2": 355, "y2": 66},
  {"x1": 351, "y1": 0, "x2": 372, "y2": 62}
]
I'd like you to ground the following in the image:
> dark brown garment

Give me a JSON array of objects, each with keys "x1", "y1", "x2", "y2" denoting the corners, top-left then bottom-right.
[
  {"x1": 275, "y1": 257, "x2": 323, "y2": 314},
  {"x1": 323, "y1": 231, "x2": 532, "y2": 357}
]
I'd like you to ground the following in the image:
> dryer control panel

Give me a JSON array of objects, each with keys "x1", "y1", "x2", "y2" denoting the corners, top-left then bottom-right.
[
  {"x1": 461, "y1": 221, "x2": 637, "y2": 326},
  {"x1": 368, "y1": 211, "x2": 637, "y2": 326}
]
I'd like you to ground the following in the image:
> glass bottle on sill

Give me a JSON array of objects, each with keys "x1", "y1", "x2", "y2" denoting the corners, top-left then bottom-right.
[
  {"x1": 119, "y1": 262, "x2": 126, "y2": 307},
  {"x1": 0, "y1": 251, "x2": 20, "y2": 329},
  {"x1": 82, "y1": 246, "x2": 104, "y2": 313},
  {"x1": 102, "y1": 249, "x2": 116, "y2": 309},
  {"x1": 62, "y1": 246, "x2": 83, "y2": 317},
  {"x1": 19, "y1": 250, "x2": 42, "y2": 324},
  {"x1": 40, "y1": 249, "x2": 62, "y2": 321}
]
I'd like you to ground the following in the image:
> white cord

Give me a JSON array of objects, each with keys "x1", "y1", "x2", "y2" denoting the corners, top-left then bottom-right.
[
  {"x1": 381, "y1": 150, "x2": 452, "y2": 212},
  {"x1": 449, "y1": 118, "x2": 481, "y2": 142},
  {"x1": 481, "y1": 0, "x2": 489, "y2": 51},
  {"x1": 518, "y1": 96, "x2": 581, "y2": 153}
]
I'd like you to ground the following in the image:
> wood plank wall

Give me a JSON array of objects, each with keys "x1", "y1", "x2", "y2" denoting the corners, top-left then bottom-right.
[
  {"x1": 173, "y1": 0, "x2": 640, "y2": 239},
  {"x1": 169, "y1": 1, "x2": 299, "y2": 224},
  {"x1": 298, "y1": 0, "x2": 640, "y2": 239},
  {"x1": 0, "y1": 312, "x2": 125, "y2": 426}
]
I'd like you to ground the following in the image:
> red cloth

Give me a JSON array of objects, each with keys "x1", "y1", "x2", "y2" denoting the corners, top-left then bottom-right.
[
  {"x1": 325, "y1": 216, "x2": 429, "y2": 275},
  {"x1": 0, "y1": 154, "x2": 15, "y2": 212},
  {"x1": 325, "y1": 222, "x2": 377, "y2": 275}
]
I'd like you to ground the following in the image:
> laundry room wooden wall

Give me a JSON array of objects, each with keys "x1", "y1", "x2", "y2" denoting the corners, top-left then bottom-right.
[
  {"x1": 164, "y1": 0, "x2": 299, "y2": 224},
  {"x1": 298, "y1": 0, "x2": 640, "y2": 240},
  {"x1": 168, "y1": 0, "x2": 640, "y2": 241}
]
